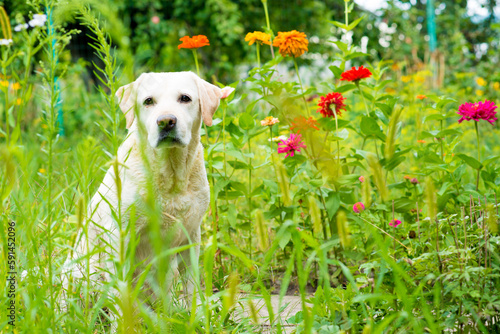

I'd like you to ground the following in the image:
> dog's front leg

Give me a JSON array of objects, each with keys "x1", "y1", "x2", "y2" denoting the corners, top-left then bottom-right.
[{"x1": 177, "y1": 226, "x2": 201, "y2": 307}]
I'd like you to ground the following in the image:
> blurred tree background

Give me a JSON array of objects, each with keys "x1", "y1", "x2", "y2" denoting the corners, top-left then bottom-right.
[{"x1": 1, "y1": 0, "x2": 499, "y2": 84}]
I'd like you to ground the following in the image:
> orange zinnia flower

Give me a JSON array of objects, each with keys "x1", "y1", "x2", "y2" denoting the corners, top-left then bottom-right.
[
  {"x1": 290, "y1": 116, "x2": 319, "y2": 133},
  {"x1": 273, "y1": 30, "x2": 308, "y2": 57},
  {"x1": 245, "y1": 31, "x2": 271, "y2": 46},
  {"x1": 340, "y1": 66, "x2": 372, "y2": 82},
  {"x1": 416, "y1": 95, "x2": 427, "y2": 100},
  {"x1": 178, "y1": 35, "x2": 210, "y2": 49}
]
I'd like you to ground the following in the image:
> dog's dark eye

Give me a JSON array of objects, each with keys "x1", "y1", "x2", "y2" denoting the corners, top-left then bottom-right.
[
  {"x1": 143, "y1": 97, "x2": 155, "y2": 106},
  {"x1": 179, "y1": 95, "x2": 191, "y2": 103}
]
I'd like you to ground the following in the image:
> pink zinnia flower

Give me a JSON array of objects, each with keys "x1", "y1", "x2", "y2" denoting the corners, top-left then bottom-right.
[
  {"x1": 389, "y1": 219, "x2": 402, "y2": 227},
  {"x1": 457, "y1": 100, "x2": 498, "y2": 125},
  {"x1": 359, "y1": 176, "x2": 365, "y2": 183},
  {"x1": 410, "y1": 178, "x2": 419, "y2": 185},
  {"x1": 277, "y1": 133, "x2": 306, "y2": 158},
  {"x1": 151, "y1": 16, "x2": 160, "y2": 24},
  {"x1": 353, "y1": 202, "x2": 365, "y2": 213}
]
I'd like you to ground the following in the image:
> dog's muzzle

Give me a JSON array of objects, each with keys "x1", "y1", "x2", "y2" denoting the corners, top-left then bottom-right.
[{"x1": 157, "y1": 114, "x2": 181, "y2": 146}]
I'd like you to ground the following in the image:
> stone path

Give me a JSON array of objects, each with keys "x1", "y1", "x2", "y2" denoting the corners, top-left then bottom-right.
[{"x1": 234, "y1": 294, "x2": 307, "y2": 333}]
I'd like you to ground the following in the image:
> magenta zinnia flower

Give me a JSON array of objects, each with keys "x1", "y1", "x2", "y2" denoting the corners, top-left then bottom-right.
[
  {"x1": 277, "y1": 133, "x2": 306, "y2": 158},
  {"x1": 389, "y1": 219, "x2": 402, "y2": 227},
  {"x1": 457, "y1": 100, "x2": 498, "y2": 125},
  {"x1": 353, "y1": 202, "x2": 365, "y2": 213}
]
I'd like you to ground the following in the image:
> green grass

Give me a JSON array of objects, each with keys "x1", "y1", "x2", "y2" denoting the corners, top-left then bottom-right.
[{"x1": 1, "y1": 1, "x2": 500, "y2": 333}]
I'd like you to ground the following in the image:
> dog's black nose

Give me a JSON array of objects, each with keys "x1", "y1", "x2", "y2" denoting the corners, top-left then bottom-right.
[{"x1": 157, "y1": 114, "x2": 177, "y2": 130}]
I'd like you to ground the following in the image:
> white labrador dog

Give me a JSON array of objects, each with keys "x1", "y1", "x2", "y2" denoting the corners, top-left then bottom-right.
[{"x1": 68, "y1": 72, "x2": 233, "y2": 306}]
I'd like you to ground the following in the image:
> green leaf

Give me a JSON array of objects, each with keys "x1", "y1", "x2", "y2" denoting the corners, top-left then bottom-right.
[
  {"x1": 329, "y1": 40, "x2": 349, "y2": 53},
  {"x1": 335, "y1": 174, "x2": 361, "y2": 185},
  {"x1": 482, "y1": 155, "x2": 500, "y2": 166},
  {"x1": 344, "y1": 52, "x2": 370, "y2": 61},
  {"x1": 455, "y1": 153, "x2": 482, "y2": 170},
  {"x1": 360, "y1": 116, "x2": 385, "y2": 140},
  {"x1": 278, "y1": 230, "x2": 292, "y2": 249},
  {"x1": 437, "y1": 129, "x2": 462, "y2": 137},
  {"x1": 393, "y1": 198, "x2": 414, "y2": 213},
  {"x1": 335, "y1": 84, "x2": 357, "y2": 93},
  {"x1": 325, "y1": 192, "x2": 340, "y2": 220},
  {"x1": 329, "y1": 65, "x2": 343, "y2": 78},
  {"x1": 384, "y1": 156, "x2": 406, "y2": 171},
  {"x1": 328, "y1": 20, "x2": 348, "y2": 30},
  {"x1": 239, "y1": 112, "x2": 255, "y2": 130},
  {"x1": 346, "y1": 16, "x2": 365, "y2": 31},
  {"x1": 423, "y1": 114, "x2": 446, "y2": 123}
]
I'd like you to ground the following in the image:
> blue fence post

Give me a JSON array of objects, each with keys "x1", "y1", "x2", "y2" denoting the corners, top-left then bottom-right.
[{"x1": 427, "y1": 0, "x2": 437, "y2": 52}]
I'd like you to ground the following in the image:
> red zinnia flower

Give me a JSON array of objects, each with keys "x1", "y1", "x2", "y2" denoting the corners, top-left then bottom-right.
[
  {"x1": 290, "y1": 116, "x2": 319, "y2": 133},
  {"x1": 178, "y1": 35, "x2": 210, "y2": 49},
  {"x1": 340, "y1": 66, "x2": 372, "y2": 82},
  {"x1": 317, "y1": 92, "x2": 346, "y2": 118},
  {"x1": 457, "y1": 100, "x2": 498, "y2": 125},
  {"x1": 277, "y1": 133, "x2": 306, "y2": 158}
]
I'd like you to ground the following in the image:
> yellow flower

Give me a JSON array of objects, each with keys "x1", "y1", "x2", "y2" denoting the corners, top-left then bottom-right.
[
  {"x1": 42, "y1": 124, "x2": 48, "y2": 129},
  {"x1": 245, "y1": 31, "x2": 271, "y2": 46},
  {"x1": 476, "y1": 89, "x2": 484, "y2": 96},
  {"x1": 260, "y1": 116, "x2": 279, "y2": 126},
  {"x1": 15, "y1": 98, "x2": 21, "y2": 105},
  {"x1": 11, "y1": 82, "x2": 21, "y2": 90},
  {"x1": 494, "y1": 82, "x2": 500, "y2": 91},
  {"x1": 273, "y1": 30, "x2": 308, "y2": 57},
  {"x1": 39, "y1": 168, "x2": 46, "y2": 174},
  {"x1": 0, "y1": 80, "x2": 9, "y2": 87},
  {"x1": 414, "y1": 75, "x2": 425, "y2": 84},
  {"x1": 476, "y1": 77, "x2": 487, "y2": 87},
  {"x1": 401, "y1": 76, "x2": 411, "y2": 83}
]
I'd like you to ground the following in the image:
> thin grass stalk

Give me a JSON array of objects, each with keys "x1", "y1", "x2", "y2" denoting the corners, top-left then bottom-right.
[
  {"x1": 292, "y1": 58, "x2": 310, "y2": 117},
  {"x1": 248, "y1": 131, "x2": 252, "y2": 259},
  {"x1": 461, "y1": 206, "x2": 468, "y2": 250},
  {"x1": 261, "y1": 0, "x2": 275, "y2": 58},
  {"x1": 474, "y1": 120, "x2": 480, "y2": 191},
  {"x1": 355, "y1": 81, "x2": 370, "y2": 117},
  {"x1": 416, "y1": 201, "x2": 421, "y2": 243}
]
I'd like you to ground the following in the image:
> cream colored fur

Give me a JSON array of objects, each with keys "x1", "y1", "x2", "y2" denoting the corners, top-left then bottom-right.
[{"x1": 67, "y1": 72, "x2": 234, "y2": 305}]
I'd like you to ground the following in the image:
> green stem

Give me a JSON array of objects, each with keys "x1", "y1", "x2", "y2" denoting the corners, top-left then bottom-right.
[
  {"x1": 261, "y1": 0, "x2": 275, "y2": 58},
  {"x1": 475, "y1": 121, "x2": 481, "y2": 191},
  {"x1": 344, "y1": 0, "x2": 349, "y2": 26},
  {"x1": 333, "y1": 111, "x2": 340, "y2": 176},
  {"x1": 256, "y1": 43, "x2": 261, "y2": 68},
  {"x1": 293, "y1": 58, "x2": 309, "y2": 116},
  {"x1": 356, "y1": 81, "x2": 370, "y2": 117},
  {"x1": 248, "y1": 132, "x2": 253, "y2": 259},
  {"x1": 192, "y1": 49, "x2": 200, "y2": 77},
  {"x1": 440, "y1": 120, "x2": 444, "y2": 163}
]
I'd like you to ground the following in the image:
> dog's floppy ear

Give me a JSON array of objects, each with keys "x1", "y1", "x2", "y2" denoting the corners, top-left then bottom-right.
[
  {"x1": 116, "y1": 74, "x2": 147, "y2": 129},
  {"x1": 194, "y1": 74, "x2": 235, "y2": 126}
]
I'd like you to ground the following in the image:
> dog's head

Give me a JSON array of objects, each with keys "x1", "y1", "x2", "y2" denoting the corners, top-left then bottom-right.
[{"x1": 116, "y1": 72, "x2": 234, "y2": 148}]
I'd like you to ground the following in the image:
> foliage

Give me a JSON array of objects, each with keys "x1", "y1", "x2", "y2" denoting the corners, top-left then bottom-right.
[{"x1": 1, "y1": 0, "x2": 500, "y2": 333}]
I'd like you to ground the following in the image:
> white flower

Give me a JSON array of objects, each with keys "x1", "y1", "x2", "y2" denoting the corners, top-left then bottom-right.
[
  {"x1": 29, "y1": 14, "x2": 47, "y2": 27},
  {"x1": 0, "y1": 39, "x2": 13, "y2": 46},
  {"x1": 269, "y1": 135, "x2": 288, "y2": 142},
  {"x1": 14, "y1": 23, "x2": 29, "y2": 31}
]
